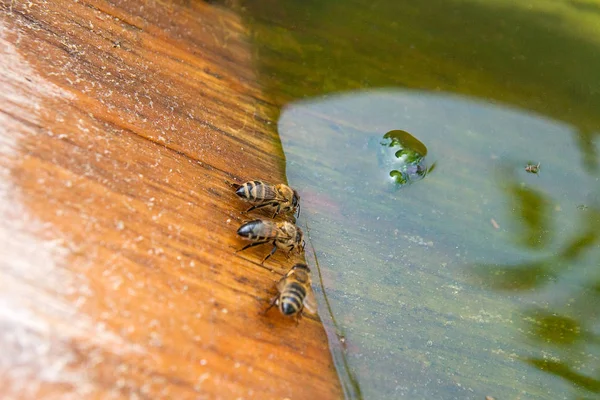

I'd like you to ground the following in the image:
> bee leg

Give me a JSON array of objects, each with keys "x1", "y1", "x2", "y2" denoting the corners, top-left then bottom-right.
[
  {"x1": 284, "y1": 244, "x2": 296, "y2": 258},
  {"x1": 261, "y1": 243, "x2": 278, "y2": 264},
  {"x1": 295, "y1": 309, "x2": 304, "y2": 326},
  {"x1": 271, "y1": 204, "x2": 282, "y2": 219},
  {"x1": 263, "y1": 296, "x2": 278, "y2": 315},
  {"x1": 236, "y1": 241, "x2": 269, "y2": 253},
  {"x1": 286, "y1": 243, "x2": 296, "y2": 256},
  {"x1": 245, "y1": 202, "x2": 278, "y2": 214},
  {"x1": 226, "y1": 180, "x2": 241, "y2": 190}
]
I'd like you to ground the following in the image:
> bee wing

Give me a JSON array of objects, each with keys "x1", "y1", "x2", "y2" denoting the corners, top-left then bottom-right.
[
  {"x1": 257, "y1": 220, "x2": 288, "y2": 241},
  {"x1": 303, "y1": 287, "x2": 318, "y2": 315},
  {"x1": 261, "y1": 184, "x2": 286, "y2": 201}
]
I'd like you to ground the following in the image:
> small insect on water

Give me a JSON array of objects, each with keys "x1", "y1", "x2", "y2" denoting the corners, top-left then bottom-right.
[
  {"x1": 236, "y1": 219, "x2": 305, "y2": 264},
  {"x1": 525, "y1": 162, "x2": 541, "y2": 175},
  {"x1": 232, "y1": 180, "x2": 300, "y2": 218},
  {"x1": 266, "y1": 263, "x2": 317, "y2": 321}
]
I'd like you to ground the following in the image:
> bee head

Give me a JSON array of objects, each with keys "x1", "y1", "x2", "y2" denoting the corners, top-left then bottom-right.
[
  {"x1": 295, "y1": 227, "x2": 304, "y2": 248},
  {"x1": 292, "y1": 189, "x2": 301, "y2": 216}
]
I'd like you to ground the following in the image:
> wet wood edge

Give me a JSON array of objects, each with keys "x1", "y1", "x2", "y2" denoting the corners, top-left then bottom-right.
[{"x1": 0, "y1": 0, "x2": 343, "y2": 399}]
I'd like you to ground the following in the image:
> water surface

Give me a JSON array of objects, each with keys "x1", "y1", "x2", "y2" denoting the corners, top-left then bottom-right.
[
  {"x1": 226, "y1": 0, "x2": 600, "y2": 398},
  {"x1": 279, "y1": 90, "x2": 599, "y2": 399}
]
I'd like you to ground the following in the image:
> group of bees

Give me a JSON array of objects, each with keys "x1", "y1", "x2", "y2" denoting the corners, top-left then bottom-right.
[
  {"x1": 227, "y1": 162, "x2": 540, "y2": 322},
  {"x1": 230, "y1": 180, "x2": 317, "y2": 321}
]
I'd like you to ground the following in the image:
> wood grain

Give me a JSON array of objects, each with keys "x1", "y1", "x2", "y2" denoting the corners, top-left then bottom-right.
[{"x1": 0, "y1": 0, "x2": 342, "y2": 399}]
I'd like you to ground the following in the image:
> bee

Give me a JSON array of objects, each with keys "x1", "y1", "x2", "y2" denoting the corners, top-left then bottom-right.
[
  {"x1": 233, "y1": 180, "x2": 300, "y2": 218},
  {"x1": 236, "y1": 219, "x2": 304, "y2": 264},
  {"x1": 525, "y1": 162, "x2": 541, "y2": 174},
  {"x1": 266, "y1": 263, "x2": 317, "y2": 320}
]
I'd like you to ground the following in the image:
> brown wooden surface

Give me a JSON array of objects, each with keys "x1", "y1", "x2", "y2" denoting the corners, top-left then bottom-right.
[{"x1": 0, "y1": 1, "x2": 342, "y2": 399}]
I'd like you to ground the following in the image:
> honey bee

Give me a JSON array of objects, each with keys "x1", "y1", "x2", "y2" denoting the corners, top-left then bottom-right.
[
  {"x1": 236, "y1": 219, "x2": 304, "y2": 263},
  {"x1": 266, "y1": 263, "x2": 317, "y2": 320},
  {"x1": 233, "y1": 180, "x2": 300, "y2": 218},
  {"x1": 525, "y1": 162, "x2": 541, "y2": 174}
]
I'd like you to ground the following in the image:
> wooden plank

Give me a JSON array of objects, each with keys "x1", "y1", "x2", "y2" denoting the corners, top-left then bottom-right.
[{"x1": 0, "y1": 0, "x2": 343, "y2": 399}]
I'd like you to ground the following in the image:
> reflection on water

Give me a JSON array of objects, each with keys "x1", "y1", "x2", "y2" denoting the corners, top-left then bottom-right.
[
  {"x1": 278, "y1": 89, "x2": 600, "y2": 399},
  {"x1": 472, "y1": 173, "x2": 600, "y2": 396},
  {"x1": 377, "y1": 130, "x2": 434, "y2": 187},
  {"x1": 236, "y1": 0, "x2": 600, "y2": 175}
]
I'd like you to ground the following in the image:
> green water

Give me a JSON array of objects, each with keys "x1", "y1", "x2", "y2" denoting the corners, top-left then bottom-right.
[{"x1": 229, "y1": 0, "x2": 600, "y2": 398}]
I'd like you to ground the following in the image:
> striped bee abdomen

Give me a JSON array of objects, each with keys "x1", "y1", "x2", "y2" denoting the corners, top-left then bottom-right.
[
  {"x1": 236, "y1": 220, "x2": 265, "y2": 240},
  {"x1": 235, "y1": 180, "x2": 267, "y2": 202},
  {"x1": 280, "y1": 282, "x2": 307, "y2": 316}
]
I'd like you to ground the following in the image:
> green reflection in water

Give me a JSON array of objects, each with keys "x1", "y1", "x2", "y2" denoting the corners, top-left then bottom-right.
[
  {"x1": 277, "y1": 90, "x2": 600, "y2": 399},
  {"x1": 232, "y1": 0, "x2": 600, "y2": 173},
  {"x1": 471, "y1": 171, "x2": 600, "y2": 397}
]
